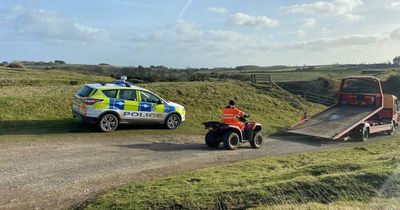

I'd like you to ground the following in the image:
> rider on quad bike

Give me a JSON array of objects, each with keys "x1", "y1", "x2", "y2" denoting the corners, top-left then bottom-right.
[
  {"x1": 202, "y1": 99, "x2": 263, "y2": 150},
  {"x1": 223, "y1": 100, "x2": 246, "y2": 130}
]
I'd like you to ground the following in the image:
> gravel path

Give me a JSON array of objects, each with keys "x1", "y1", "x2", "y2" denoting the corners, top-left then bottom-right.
[{"x1": 0, "y1": 133, "x2": 388, "y2": 210}]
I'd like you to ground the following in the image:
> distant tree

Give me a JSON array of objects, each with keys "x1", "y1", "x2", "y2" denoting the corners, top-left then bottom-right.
[
  {"x1": 54, "y1": 60, "x2": 66, "y2": 64},
  {"x1": 383, "y1": 75, "x2": 400, "y2": 97},
  {"x1": 393, "y1": 56, "x2": 400, "y2": 67},
  {"x1": 137, "y1": 65, "x2": 145, "y2": 71}
]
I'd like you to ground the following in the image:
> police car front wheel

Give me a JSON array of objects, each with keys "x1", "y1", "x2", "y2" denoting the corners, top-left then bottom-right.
[
  {"x1": 165, "y1": 114, "x2": 181, "y2": 129},
  {"x1": 99, "y1": 114, "x2": 119, "y2": 132}
]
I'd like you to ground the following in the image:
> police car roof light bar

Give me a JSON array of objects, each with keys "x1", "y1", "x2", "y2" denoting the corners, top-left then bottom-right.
[{"x1": 114, "y1": 76, "x2": 133, "y2": 87}]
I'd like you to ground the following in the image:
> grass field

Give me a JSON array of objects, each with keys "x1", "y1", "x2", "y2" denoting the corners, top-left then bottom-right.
[
  {"x1": 206, "y1": 64, "x2": 398, "y2": 83},
  {"x1": 83, "y1": 135, "x2": 400, "y2": 210},
  {"x1": 0, "y1": 67, "x2": 322, "y2": 137},
  {"x1": 248, "y1": 68, "x2": 398, "y2": 82}
]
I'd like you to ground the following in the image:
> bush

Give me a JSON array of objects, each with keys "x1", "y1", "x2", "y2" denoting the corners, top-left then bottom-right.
[
  {"x1": 54, "y1": 60, "x2": 66, "y2": 64},
  {"x1": 7, "y1": 62, "x2": 24, "y2": 68},
  {"x1": 383, "y1": 76, "x2": 400, "y2": 97},
  {"x1": 69, "y1": 80, "x2": 78, "y2": 85}
]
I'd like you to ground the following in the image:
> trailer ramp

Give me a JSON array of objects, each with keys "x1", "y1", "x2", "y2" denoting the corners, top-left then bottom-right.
[{"x1": 287, "y1": 105, "x2": 379, "y2": 139}]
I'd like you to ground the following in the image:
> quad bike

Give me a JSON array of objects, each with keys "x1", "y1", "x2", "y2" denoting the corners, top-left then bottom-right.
[{"x1": 202, "y1": 115, "x2": 263, "y2": 150}]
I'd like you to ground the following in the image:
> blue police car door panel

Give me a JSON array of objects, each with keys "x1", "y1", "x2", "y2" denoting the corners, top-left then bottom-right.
[
  {"x1": 139, "y1": 91, "x2": 165, "y2": 123},
  {"x1": 118, "y1": 90, "x2": 139, "y2": 121}
]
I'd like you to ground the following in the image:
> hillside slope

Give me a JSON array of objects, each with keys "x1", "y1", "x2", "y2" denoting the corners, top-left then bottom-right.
[{"x1": 0, "y1": 67, "x2": 322, "y2": 135}]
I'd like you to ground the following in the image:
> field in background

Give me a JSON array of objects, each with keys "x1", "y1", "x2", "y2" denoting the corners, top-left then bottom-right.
[
  {"x1": 20, "y1": 61, "x2": 399, "y2": 83},
  {"x1": 83, "y1": 134, "x2": 400, "y2": 210},
  {"x1": 0, "y1": 66, "x2": 322, "y2": 137}
]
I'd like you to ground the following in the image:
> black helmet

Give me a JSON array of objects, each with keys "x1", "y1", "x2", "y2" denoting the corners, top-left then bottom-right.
[{"x1": 229, "y1": 100, "x2": 235, "y2": 106}]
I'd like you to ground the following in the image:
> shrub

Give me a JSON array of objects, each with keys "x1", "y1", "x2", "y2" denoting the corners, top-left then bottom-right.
[
  {"x1": 54, "y1": 60, "x2": 66, "y2": 64},
  {"x1": 69, "y1": 80, "x2": 78, "y2": 85},
  {"x1": 6, "y1": 62, "x2": 24, "y2": 68}
]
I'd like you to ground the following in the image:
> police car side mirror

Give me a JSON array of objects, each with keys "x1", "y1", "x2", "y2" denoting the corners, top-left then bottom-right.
[{"x1": 157, "y1": 100, "x2": 164, "y2": 104}]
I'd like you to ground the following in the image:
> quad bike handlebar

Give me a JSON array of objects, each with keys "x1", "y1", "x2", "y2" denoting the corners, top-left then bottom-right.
[{"x1": 238, "y1": 114, "x2": 250, "y2": 122}]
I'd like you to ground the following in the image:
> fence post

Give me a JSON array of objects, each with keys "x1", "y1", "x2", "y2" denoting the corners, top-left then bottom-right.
[{"x1": 251, "y1": 74, "x2": 255, "y2": 83}]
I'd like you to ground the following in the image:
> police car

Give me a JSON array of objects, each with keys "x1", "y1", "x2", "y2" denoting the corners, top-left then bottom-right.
[{"x1": 72, "y1": 76, "x2": 186, "y2": 132}]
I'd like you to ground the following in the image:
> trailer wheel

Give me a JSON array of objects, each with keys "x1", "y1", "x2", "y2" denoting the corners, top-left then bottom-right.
[
  {"x1": 223, "y1": 131, "x2": 239, "y2": 150},
  {"x1": 386, "y1": 125, "x2": 395, "y2": 135},
  {"x1": 359, "y1": 127, "x2": 369, "y2": 142}
]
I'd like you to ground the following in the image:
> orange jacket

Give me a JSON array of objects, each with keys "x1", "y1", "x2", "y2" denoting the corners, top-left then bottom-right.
[{"x1": 222, "y1": 105, "x2": 245, "y2": 130}]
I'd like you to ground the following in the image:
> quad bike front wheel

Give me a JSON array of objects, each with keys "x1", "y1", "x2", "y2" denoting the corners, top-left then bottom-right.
[
  {"x1": 223, "y1": 131, "x2": 239, "y2": 150},
  {"x1": 205, "y1": 131, "x2": 221, "y2": 148},
  {"x1": 250, "y1": 132, "x2": 263, "y2": 149}
]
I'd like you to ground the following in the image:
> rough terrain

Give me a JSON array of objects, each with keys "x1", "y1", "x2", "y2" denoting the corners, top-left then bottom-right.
[{"x1": 0, "y1": 133, "x2": 390, "y2": 210}]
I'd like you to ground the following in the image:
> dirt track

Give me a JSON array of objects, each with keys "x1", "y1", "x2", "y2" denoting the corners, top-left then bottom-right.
[{"x1": 0, "y1": 133, "x2": 389, "y2": 210}]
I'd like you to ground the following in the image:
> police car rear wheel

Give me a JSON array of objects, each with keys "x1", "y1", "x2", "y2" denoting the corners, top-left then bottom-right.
[
  {"x1": 99, "y1": 114, "x2": 119, "y2": 132},
  {"x1": 165, "y1": 114, "x2": 181, "y2": 129}
]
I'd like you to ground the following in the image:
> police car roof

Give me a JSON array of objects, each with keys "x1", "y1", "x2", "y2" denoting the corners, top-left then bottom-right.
[{"x1": 86, "y1": 83, "x2": 147, "y2": 91}]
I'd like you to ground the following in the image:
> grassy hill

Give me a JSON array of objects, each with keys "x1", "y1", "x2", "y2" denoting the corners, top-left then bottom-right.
[
  {"x1": 0, "y1": 67, "x2": 322, "y2": 136},
  {"x1": 83, "y1": 135, "x2": 400, "y2": 210}
]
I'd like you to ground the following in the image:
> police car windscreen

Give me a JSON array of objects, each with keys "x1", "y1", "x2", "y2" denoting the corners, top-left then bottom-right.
[{"x1": 78, "y1": 86, "x2": 93, "y2": 97}]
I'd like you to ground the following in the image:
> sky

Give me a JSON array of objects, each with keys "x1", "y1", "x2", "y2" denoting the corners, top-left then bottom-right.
[{"x1": 0, "y1": 0, "x2": 400, "y2": 68}]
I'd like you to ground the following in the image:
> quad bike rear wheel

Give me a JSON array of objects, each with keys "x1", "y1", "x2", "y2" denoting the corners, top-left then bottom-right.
[
  {"x1": 205, "y1": 131, "x2": 221, "y2": 148},
  {"x1": 250, "y1": 132, "x2": 263, "y2": 149},
  {"x1": 223, "y1": 131, "x2": 239, "y2": 150}
]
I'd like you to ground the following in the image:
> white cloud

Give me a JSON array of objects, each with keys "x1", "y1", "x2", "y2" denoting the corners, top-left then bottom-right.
[
  {"x1": 320, "y1": 28, "x2": 331, "y2": 35},
  {"x1": 129, "y1": 20, "x2": 261, "y2": 57},
  {"x1": 386, "y1": 1, "x2": 400, "y2": 10},
  {"x1": 112, "y1": 21, "x2": 400, "y2": 67},
  {"x1": 208, "y1": 7, "x2": 228, "y2": 14},
  {"x1": 302, "y1": 18, "x2": 317, "y2": 28},
  {"x1": 297, "y1": 29, "x2": 306, "y2": 37},
  {"x1": 284, "y1": 34, "x2": 388, "y2": 51},
  {"x1": 390, "y1": 28, "x2": 400, "y2": 40},
  {"x1": 285, "y1": 0, "x2": 364, "y2": 22},
  {"x1": 130, "y1": 20, "x2": 397, "y2": 55},
  {"x1": 1, "y1": 7, "x2": 107, "y2": 42},
  {"x1": 227, "y1": 12, "x2": 279, "y2": 28},
  {"x1": 342, "y1": 13, "x2": 364, "y2": 22}
]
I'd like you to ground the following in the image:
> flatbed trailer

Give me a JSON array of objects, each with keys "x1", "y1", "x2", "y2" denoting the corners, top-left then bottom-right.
[{"x1": 287, "y1": 76, "x2": 398, "y2": 141}]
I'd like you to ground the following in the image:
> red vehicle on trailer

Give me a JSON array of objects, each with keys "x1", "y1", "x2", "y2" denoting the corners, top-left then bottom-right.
[{"x1": 288, "y1": 76, "x2": 398, "y2": 141}]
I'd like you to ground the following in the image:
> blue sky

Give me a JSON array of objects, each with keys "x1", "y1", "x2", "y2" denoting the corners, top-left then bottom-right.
[{"x1": 0, "y1": 0, "x2": 400, "y2": 67}]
